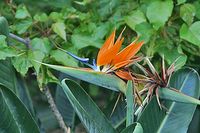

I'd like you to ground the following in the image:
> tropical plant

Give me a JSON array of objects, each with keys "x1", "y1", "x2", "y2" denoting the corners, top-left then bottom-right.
[{"x1": 0, "y1": 0, "x2": 200, "y2": 133}]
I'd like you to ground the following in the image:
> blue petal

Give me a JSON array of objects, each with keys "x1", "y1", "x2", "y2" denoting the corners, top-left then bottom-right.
[{"x1": 66, "y1": 51, "x2": 89, "y2": 63}]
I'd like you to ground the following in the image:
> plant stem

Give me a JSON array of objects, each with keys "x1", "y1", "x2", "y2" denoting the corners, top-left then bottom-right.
[
  {"x1": 9, "y1": 33, "x2": 31, "y2": 48},
  {"x1": 43, "y1": 86, "x2": 70, "y2": 133}
]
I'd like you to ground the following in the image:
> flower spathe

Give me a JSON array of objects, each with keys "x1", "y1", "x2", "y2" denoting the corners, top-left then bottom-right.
[{"x1": 66, "y1": 29, "x2": 144, "y2": 80}]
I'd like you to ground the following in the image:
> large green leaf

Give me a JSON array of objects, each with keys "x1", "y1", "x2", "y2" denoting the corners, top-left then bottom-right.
[
  {"x1": 39, "y1": 62, "x2": 126, "y2": 93},
  {"x1": 55, "y1": 73, "x2": 75, "y2": 127},
  {"x1": 61, "y1": 79, "x2": 116, "y2": 133},
  {"x1": 126, "y1": 81, "x2": 134, "y2": 127},
  {"x1": 180, "y1": 23, "x2": 200, "y2": 47},
  {"x1": 0, "y1": 85, "x2": 39, "y2": 132},
  {"x1": 138, "y1": 68, "x2": 200, "y2": 133},
  {"x1": 121, "y1": 123, "x2": 143, "y2": 133},
  {"x1": 0, "y1": 59, "x2": 36, "y2": 117},
  {"x1": 159, "y1": 88, "x2": 200, "y2": 105},
  {"x1": 146, "y1": 0, "x2": 173, "y2": 30}
]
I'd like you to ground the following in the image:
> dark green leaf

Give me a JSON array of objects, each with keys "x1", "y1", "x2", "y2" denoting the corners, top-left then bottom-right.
[
  {"x1": 0, "y1": 16, "x2": 9, "y2": 37},
  {"x1": 121, "y1": 123, "x2": 143, "y2": 133},
  {"x1": 61, "y1": 79, "x2": 116, "y2": 133},
  {"x1": 126, "y1": 81, "x2": 134, "y2": 127},
  {"x1": 55, "y1": 73, "x2": 75, "y2": 127},
  {"x1": 0, "y1": 85, "x2": 39, "y2": 132}
]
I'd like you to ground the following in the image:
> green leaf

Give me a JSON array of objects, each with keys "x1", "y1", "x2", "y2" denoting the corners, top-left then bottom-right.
[
  {"x1": 33, "y1": 13, "x2": 48, "y2": 22},
  {"x1": 55, "y1": 73, "x2": 75, "y2": 126},
  {"x1": 15, "y1": 5, "x2": 30, "y2": 19},
  {"x1": 158, "y1": 47, "x2": 187, "y2": 70},
  {"x1": 180, "y1": 4, "x2": 196, "y2": 25},
  {"x1": 14, "y1": 19, "x2": 32, "y2": 34},
  {"x1": 0, "y1": 85, "x2": 39, "y2": 132},
  {"x1": 126, "y1": 81, "x2": 134, "y2": 127},
  {"x1": 52, "y1": 22, "x2": 66, "y2": 41},
  {"x1": 0, "y1": 59, "x2": 36, "y2": 118},
  {"x1": 0, "y1": 47, "x2": 19, "y2": 60},
  {"x1": 159, "y1": 88, "x2": 200, "y2": 105},
  {"x1": 135, "y1": 22, "x2": 154, "y2": 43},
  {"x1": 121, "y1": 123, "x2": 143, "y2": 133},
  {"x1": 0, "y1": 16, "x2": 9, "y2": 37},
  {"x1": 61, "y1": 79, "x2": 116, "y2": 133},
  {"x1": 50, "y1": 50, "x2": 78, "y2": 67},
  {"x1": 109, "y1": 100, "x2": 126, "y2": 128},
  {"x1": 0, "y1": 35, "x2": 8, "y2": 47},
  {"x1": 177, "y1": 0, "x2": 186, "y2": 5},
  {"x1": 28, "y1": 50, "x2": 45, "y2": 74},
  {"x1": 12, "y1": 54, "x2": 32, "y2": 76},
  {"x1": 71, "y1": 34, "x2": 103, "y2": 49},
  {"x1": 138, "y1": 68, "x2": 200, "y2": 133},
  {"x1": 124, "y1": 10, "x2": 146, "y2": 30},
  {"x1": 31, "y1": 37, "x2": 52, "y2": 54},
  {"x1": 0, "y1": 35, "x2": 19, "y2": 60},
  {"x1": 146, "y1": 0, "x2": 173, "y2": 30},
  {"x1": 180, "y1": 23, "x2": 200, "y2": 47},
  {"x1": 188, "y1": 105, "x2": 200, "y2": 133},
  {"x1": 0, "y1": 59, "x2": 18, "y2": 93},
  {"x1": 38, "y1": 62, "x2": 126, "y2": 93}
]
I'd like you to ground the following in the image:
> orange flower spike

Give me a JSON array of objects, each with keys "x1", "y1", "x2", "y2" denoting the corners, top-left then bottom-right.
[
  {"x1": 97, "y1": 30, "x2": 116, "y2": 66},
  {"x1": 97, "y1": 29, "x2": 125, "y2": 66},
  {"x1": 112, "y1": 38, "x2": 144, "y2": 65}
]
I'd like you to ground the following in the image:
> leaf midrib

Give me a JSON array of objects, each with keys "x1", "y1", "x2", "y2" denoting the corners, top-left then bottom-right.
[{"x1": 156, "y1": 70, "x2": 192, "y2": 132}]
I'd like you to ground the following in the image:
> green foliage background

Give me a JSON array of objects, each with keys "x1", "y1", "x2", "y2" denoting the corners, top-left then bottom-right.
[{"x1": 0, "y1": 0, "x2": 200, "y2": 132}]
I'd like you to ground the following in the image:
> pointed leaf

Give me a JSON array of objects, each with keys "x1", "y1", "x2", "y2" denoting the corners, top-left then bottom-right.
[
  {"x1": 55, "y1": 73, "x2": 75, "y2": 127},
  {"x1": 121, "y1": 123, "x2": 143, "y2": 133},
  {"x1": 61, "y1": 79, "x2": 116, "y2": 133},
  {"x1": 0, "y1": 85, "x2": 39, "y2": 132},
  {"x1": 159, "y1": 88, "x2": 200, "y2": 105},
  {"x1": 39, "y1": 62, "x2": 126, "y2": 93},
  {"x1": 52, "y1": 22, "x2": 66, "y2": 41},
  {"x1": 126, "y1": 81, "x2": 134, "y2": 127}
]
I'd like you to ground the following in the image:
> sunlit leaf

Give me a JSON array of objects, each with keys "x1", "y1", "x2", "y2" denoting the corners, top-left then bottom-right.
[
  {"x1": 146, "y1": 0, "x2": 173, "y2": 30},
  {"x1": 52, "y1": 22, "x2": 66, "y2": 41}
]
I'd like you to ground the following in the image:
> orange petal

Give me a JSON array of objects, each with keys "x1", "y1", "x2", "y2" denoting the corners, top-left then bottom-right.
[
  {"x1": 112, "y1": 60, "x2": 133, "y2": 70},
  {"x1": 97, "y1": 38, "x2": 124, "y2": 66},
  {"x1": 112, "y1": 40, "x2": 144, "y2": 65},
  {"x1": 115, "y1": 70, "x2": 132, "y2": 80},
  {"x1": 97, "y1": 29, "x2": 126, "y2": 66},
  {"x1": 97, "y1": 30, "x2": 116, "y2": 66}
]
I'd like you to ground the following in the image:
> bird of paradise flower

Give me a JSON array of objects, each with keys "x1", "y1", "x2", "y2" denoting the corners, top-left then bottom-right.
[{"x1": 58, "y1": 29, "x2": 144, "y2": 81}]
